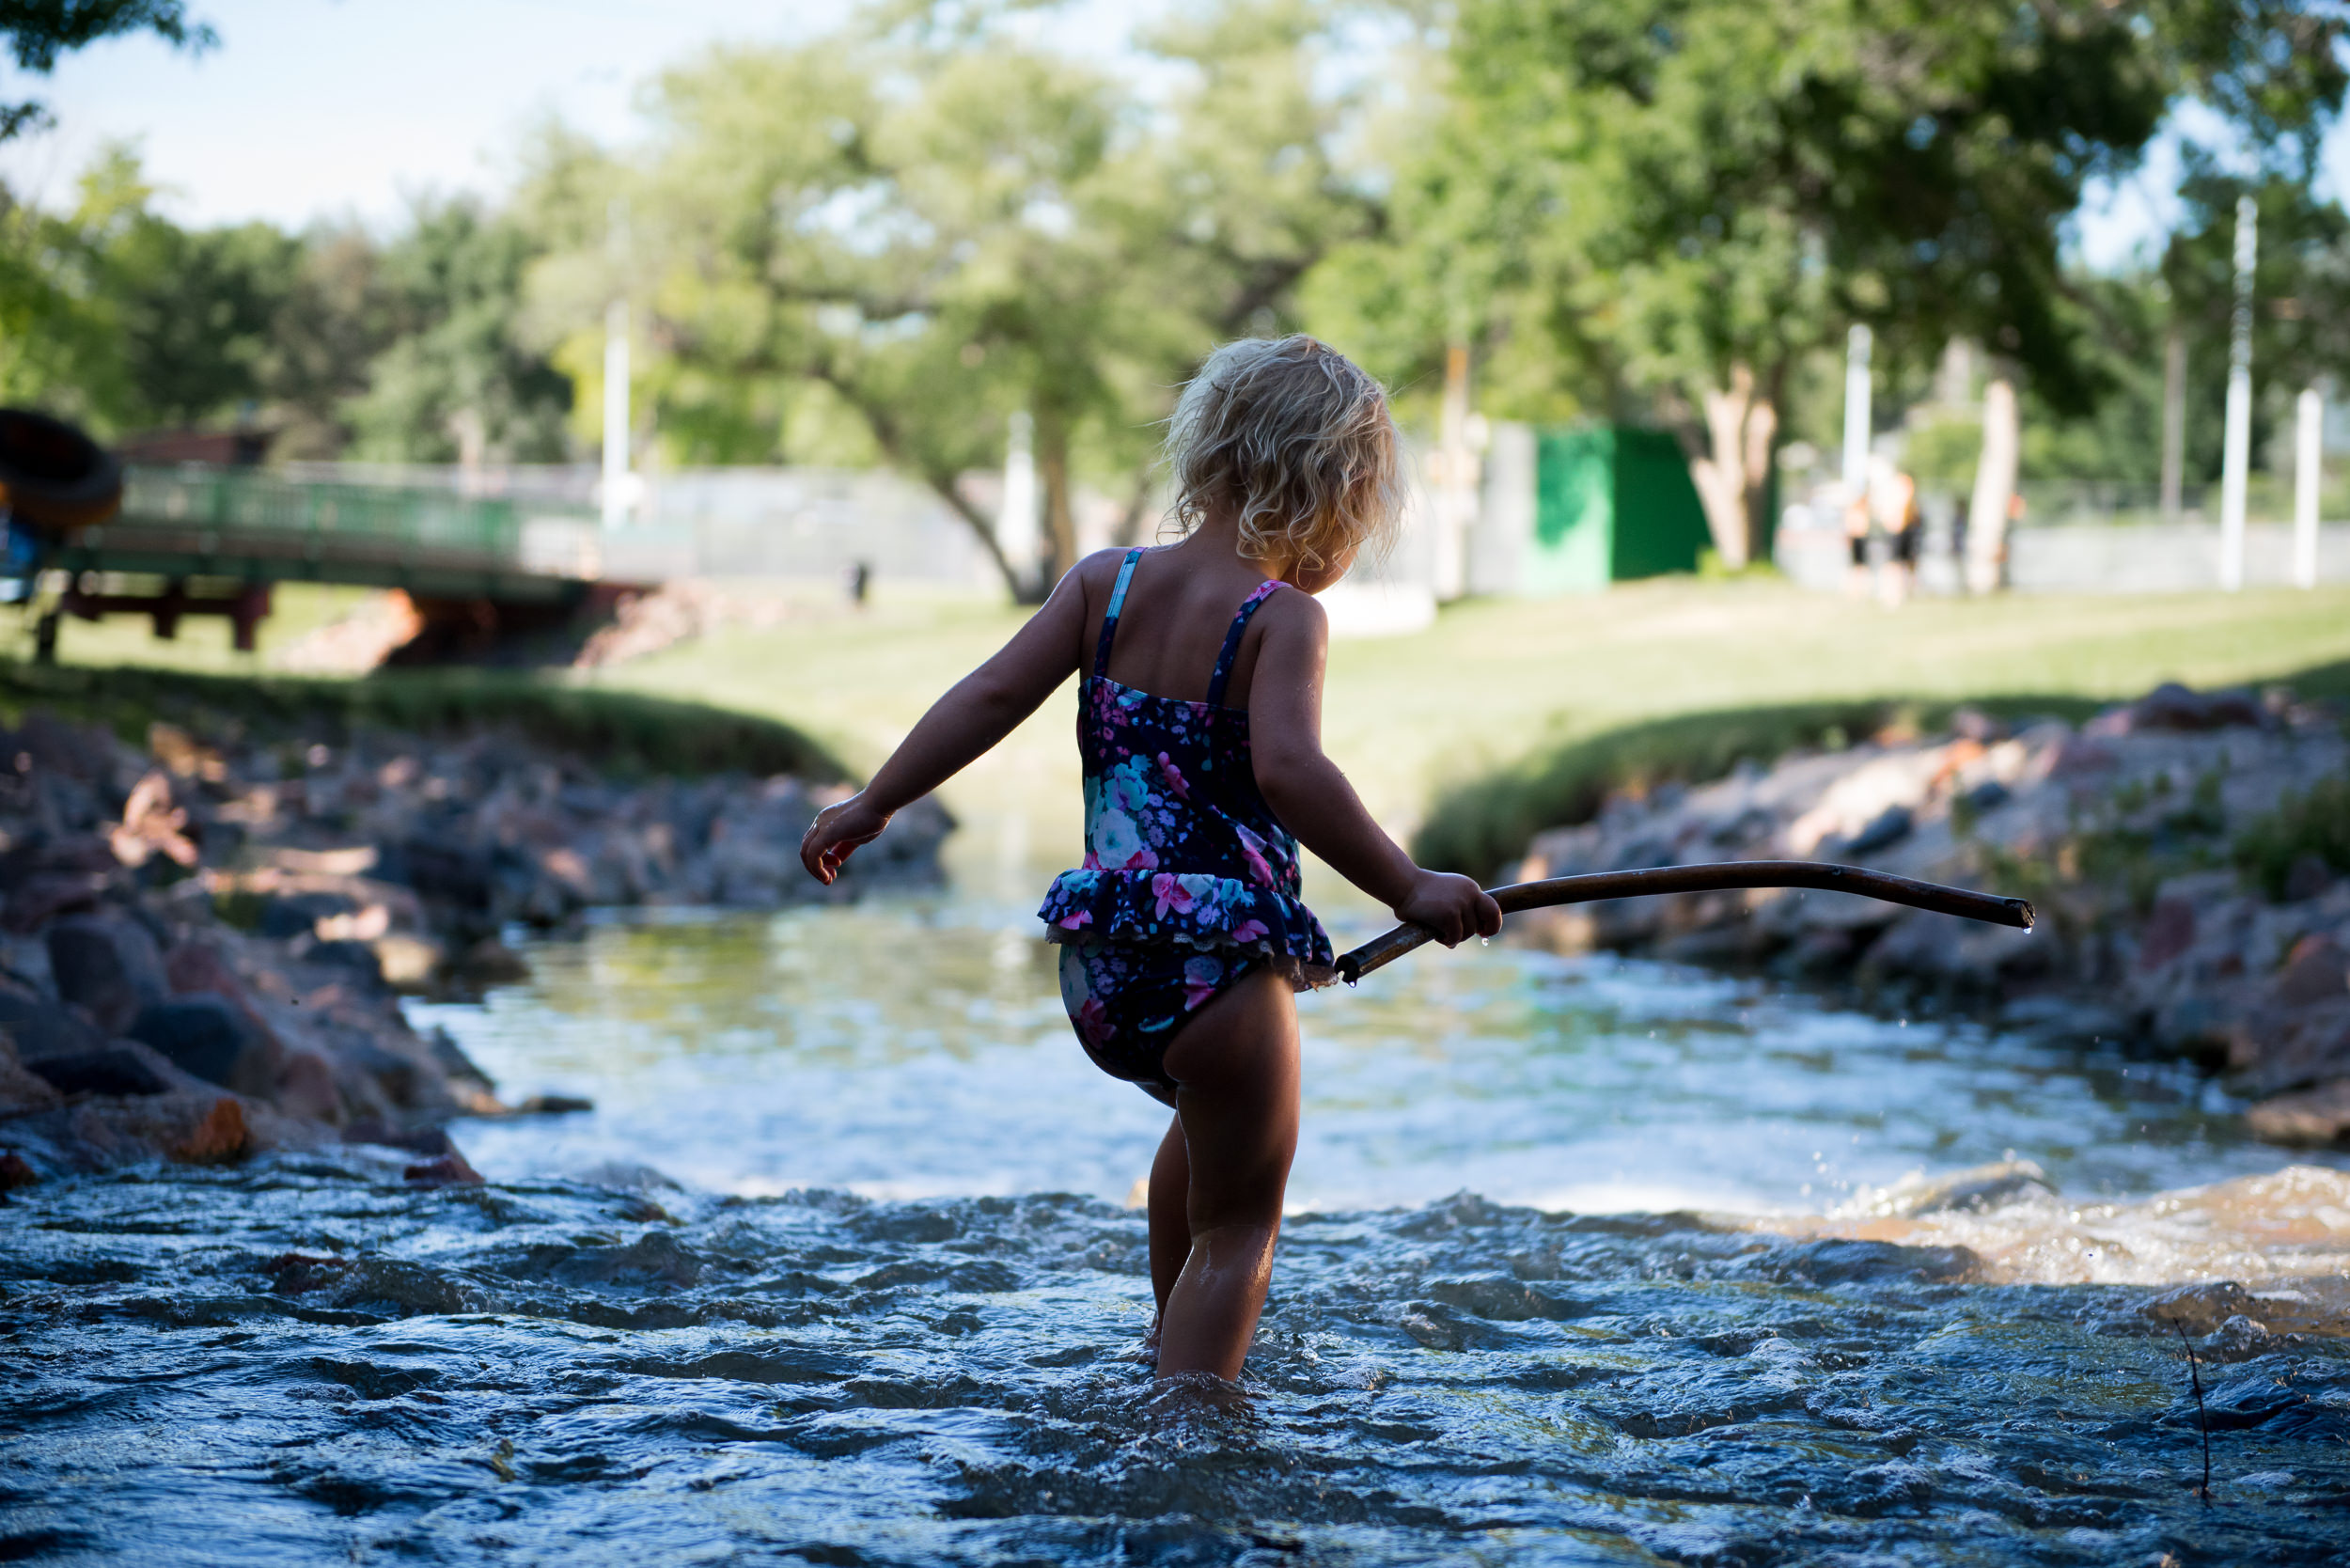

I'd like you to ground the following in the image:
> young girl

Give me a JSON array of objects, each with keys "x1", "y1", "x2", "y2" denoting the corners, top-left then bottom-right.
[{"x1": 799, "y1": 336, "x2": 1500, "y2": 1382}]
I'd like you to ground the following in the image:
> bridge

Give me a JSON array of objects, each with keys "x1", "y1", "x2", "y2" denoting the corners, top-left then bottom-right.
[{"x1": 26, "y1": 462, "x2": 624, "y2": 659}]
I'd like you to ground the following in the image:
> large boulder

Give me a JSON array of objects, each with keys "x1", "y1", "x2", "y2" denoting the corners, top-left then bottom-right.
[
  {"x1": 24, "y1": 1047, "x2": 169, "y2": 1098},
  {"x1": 47, "y1": 914, "x2": 168, "y2": 1034},
  {"x1": 126, "y1": 994, "x2": 281, "y2": 1099},
  {"x1": 0, "y1": 985, "x2": 111, "y2": 1060}
]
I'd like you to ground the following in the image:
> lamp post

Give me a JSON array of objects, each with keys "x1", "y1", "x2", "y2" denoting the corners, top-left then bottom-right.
[
  {"x1": 2295, "y1": 386, "x2": 2322, "y2": 589},
  {"x1": 2218, "y1": 195, "x2": 2255, "y2": 591},
  {"x1": 601, "y1": 198, "x2": 634, "y2": 533}
]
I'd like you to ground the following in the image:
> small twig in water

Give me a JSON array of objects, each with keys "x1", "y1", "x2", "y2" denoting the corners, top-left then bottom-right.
[{"x1": 2170, "y1": 1319, "x2": 2212, "y2": 1504}]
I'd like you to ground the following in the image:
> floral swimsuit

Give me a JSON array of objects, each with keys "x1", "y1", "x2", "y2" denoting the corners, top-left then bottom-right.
[{"x1": 1040, "y1": 547, "x2": 1335, "y2": 1097}]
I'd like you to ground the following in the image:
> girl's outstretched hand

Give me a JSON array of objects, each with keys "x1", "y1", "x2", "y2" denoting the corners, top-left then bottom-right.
[
  {"x1": 800, "y1": 793, "x2": 893, "y2": 886},
  {"x1": 1395, "y1": 870, "x2": 1503, "y2": 947}
]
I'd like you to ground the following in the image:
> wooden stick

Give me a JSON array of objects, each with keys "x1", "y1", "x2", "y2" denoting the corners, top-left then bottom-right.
[{"x1": 1335, "y1": 860, "x2": 2034, "y2": 984}]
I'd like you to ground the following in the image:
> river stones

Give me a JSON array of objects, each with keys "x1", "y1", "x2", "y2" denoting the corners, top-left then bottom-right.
[
  {"x1": 47, "y1": 914, "x2": 168, "y2": 1034},
  {"x1": 1496, "y1": 679, "x2": 2350, "y2": 1146},
  {"x1": 127, "y1": 995, "x2": 282, "y2": 1099}
]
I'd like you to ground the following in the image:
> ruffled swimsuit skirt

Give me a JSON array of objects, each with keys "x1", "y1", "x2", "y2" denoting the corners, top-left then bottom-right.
[{"x1": 1037, "y1": 548, "x2": 1335, "y2": 1096}]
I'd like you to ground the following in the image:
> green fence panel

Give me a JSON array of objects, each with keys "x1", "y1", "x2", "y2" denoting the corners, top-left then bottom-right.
[
  {"x1": 1529, "y1": 426, "x2": 1712, "y2": 592},
  {"x1": 1529, "y1": 428, "x2": 1614, "y2": 594},
  {"x1": 1606, "y1": 427, "x2": 1712, "y2": 581}
]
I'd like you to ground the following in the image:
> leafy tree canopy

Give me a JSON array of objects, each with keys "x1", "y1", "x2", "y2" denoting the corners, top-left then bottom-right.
[
  {"x1": 0, "y1": 1, "x2": 216, "y2": 138},
  {"x1": 1326, "y1": 0, "x2": 2348, "y2": 564}
]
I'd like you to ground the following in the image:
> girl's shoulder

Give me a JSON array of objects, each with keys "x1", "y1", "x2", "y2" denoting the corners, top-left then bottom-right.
[{"x1": 1252, "y1": 576, "x2": 1327, "y2": 640}]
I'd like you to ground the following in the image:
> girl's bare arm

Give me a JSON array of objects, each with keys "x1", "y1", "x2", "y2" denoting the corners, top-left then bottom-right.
[
  {"x1": 1246, "y1": 594, "x2": 1501, "y2": 945},
  {"x1": 800, "y1": 561, "x2": 1095, "y2": 884}
]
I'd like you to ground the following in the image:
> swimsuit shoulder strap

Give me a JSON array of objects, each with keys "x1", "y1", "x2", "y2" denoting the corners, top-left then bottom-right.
[
  {"x1": 1093, "y1": 548, "x2": 1145, "y2": 679},
  {"x1": 1204, "y1": 578, "x2": 1286, "y2": 708}
]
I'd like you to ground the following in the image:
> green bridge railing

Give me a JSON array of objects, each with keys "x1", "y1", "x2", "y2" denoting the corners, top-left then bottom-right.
[{"x1": 114, "y1": 465, "x2": 596, "y2": 564}]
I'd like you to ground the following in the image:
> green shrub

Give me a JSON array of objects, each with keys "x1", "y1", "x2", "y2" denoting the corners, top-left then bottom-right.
[
  {"x1": 2235, "y1": 776, "x2": 2350, "y2": 901},
  {"x1": 0, "y1": 660, "x2": 847, "y2": 782}
]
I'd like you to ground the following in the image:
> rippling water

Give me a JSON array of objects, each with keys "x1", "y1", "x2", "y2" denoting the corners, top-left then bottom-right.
[{"x1": 8, "y1": 890, "x2": 2350, "y2": 1564}]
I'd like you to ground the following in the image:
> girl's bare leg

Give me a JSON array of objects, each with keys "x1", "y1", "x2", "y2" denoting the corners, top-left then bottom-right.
[
  {"x1": 1147, "y1": 1112, "x2": 1190, "y2": 1322},
  {"x1": 1155, "y1": 965, "x2": 1300, "y2": 1380}
]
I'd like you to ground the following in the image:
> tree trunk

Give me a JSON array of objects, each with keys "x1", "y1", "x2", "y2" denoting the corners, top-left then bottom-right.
[
  {"x1": 1683, "y1": 363, "x2": 1776, "y2": 571},
  {"x1": 1035, "y1": 405, "x2": 1079, "y2": 595},
  {"x1": 1112, "y1": 455, "x2": 1157, "y2": 547},
  {"x1": 922, "y1": 473, "x2": 1030, "y2": 601},
  {"x1": 1965, "y1": 374, "x2": 2019, "y2": 595},
  {"x1": 811, "y1": 361, "x2": 1035, "y2": 603}
]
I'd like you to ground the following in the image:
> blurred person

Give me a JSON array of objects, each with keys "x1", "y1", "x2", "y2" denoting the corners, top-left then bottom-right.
[
  {"x1": 1875, "y1": 463, "x2": 1920, "y2": 607},
  {"x1": 801, "y1": 337, "x2": 1498, "y2": 1384}
]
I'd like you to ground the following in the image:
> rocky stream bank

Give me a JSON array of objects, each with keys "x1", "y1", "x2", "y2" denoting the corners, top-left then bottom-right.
[
  {"x1": 1502, "y1": 680, "x2": 2350, "y2": 1148},
  {"x1": 0, "y1": 704, "x2": 947, "y2": 1187}
]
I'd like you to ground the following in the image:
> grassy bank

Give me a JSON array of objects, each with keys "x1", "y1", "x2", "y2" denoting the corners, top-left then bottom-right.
[
  {"x1": 0, "y1": 658, "x2": 844, "y2": 782},
  {"x1": 33, "y1": 575, "x2": 2350, "y2": 892}
]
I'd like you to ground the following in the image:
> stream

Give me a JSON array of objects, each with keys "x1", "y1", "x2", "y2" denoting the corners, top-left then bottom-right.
[{"x1": 6, "y1": 887, "x2": 2350, "y2": 1564}]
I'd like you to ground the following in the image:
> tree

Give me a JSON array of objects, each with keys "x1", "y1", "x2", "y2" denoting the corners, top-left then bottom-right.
[
  {"x1": 1364, "y1": 0, "x2": 2348, "y2": 571},
  {"x1": 523, "y1": 0, "x2": 1388, "y2": 600},
  {"x1": 0, "y1": 144, "x2": 296, "y2": 434},
  {"x1": 1, "y1": 2, "x2": 216, "y2": 139},
  {"x1": 345, "y1": 198, "x2": 572, "y2": 463}
]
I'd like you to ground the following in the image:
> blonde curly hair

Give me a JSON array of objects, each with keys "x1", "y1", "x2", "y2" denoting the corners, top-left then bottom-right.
[{"x1": 1164, "y1": 336, "x2": 1402, "y2": 575}]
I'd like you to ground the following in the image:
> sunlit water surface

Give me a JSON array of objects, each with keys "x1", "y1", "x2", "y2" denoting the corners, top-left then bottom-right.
[{"x1": 8, "y1": 890, "x2": 2350, "y2": 1565}]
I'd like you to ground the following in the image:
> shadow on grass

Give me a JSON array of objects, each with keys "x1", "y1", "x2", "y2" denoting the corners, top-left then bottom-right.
[
  {"x1": 1413, "y1": 662, "x2": 2350, "y2": 882},
  {"x1": 0, "y1": 659, "x2": 848, "y2": 783}
]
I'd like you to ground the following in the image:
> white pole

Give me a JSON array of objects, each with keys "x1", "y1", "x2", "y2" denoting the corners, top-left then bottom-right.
[
  {"x1": 601, "y1": 297, "x2": 632, "y2": 532},
  {"x1": 997, "y1": 409, "x2": 1040, "y2": 593},
  {"x1": 1841, "y1": 323, "x2": 1872, "y2": 500},
  {"x1": 2218, "y1": 195, "x2": 2255, "y2": 591},
  {"x1": 2295, "y1": 385, "x2": 2323, "y2": 588}
]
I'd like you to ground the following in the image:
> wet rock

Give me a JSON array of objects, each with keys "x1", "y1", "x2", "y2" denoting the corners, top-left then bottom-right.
[
  {"x1": 0, "y1": 1149, "x2": 35, "y2": 1189},
  {"x1": 44, "y1": 1090, "x2": 252, "y2": 1168},
  {"x1": 0, "y1": 986, "x2": 111, "y2": 1061},
  {"x1": 274, "y1": 1048, "x2": 343, "y2": 1123},
  {"x1": 2126, "y1": 682, "x2": 2268, "y2": 733},
  {"x1": 2245, "y1": 1080, "x2": 2350, "y2": 1146},
  {"x1": 1863, "y1": 1159, "x2": 2056, "y2": 1218},
  {"x1": 448, "y1": 937, "x2": 528, "y2": 985},
  {"x1": 1958, "y1": 777, "x2": 2009, "y2": 813},
  {"x1": 259, "y1": 890, "x2": 358, "y2": 939},
  {"x1": 402, "y1": 1150, "x2": 484, "y2": 1187},
  {"x1": 127, "y1": 995, "x2": 281, "y2": 1098},
  {"x1": 2284, "y1": 855, "x2": 2337, "y2": 903},
  {"x1": 2276, "y1": 934, "x2": 2348, "y2": 1008},
  {"x1": 47, "y1": 914, "x2": 168, "y2": 1033},
  {"x1": 24, "y1": 1047, "x2": 169, "y2": 1098},
  {"x1": 1737, "y1": 1238, "x2": 1978, "y2": 1285},
  {"x1": 1835, "y1": 804, "x2": 1913, "y2": 858},
  {"x1": 0, "y1": 1037, "x2": 64, "y2": 1115},
  {"x1": 3, "y1": 870, "x2": 109, "y2": 933}
]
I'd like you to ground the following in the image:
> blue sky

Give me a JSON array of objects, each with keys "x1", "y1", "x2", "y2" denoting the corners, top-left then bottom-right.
[{"x1": 2, "y1": 0, "x2": 2340, "y2": 270}]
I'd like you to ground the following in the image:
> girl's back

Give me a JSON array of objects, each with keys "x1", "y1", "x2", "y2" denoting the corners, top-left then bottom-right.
[{"x1": 1076, "y1": 546, "x2": 1287, "y2": 711}]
